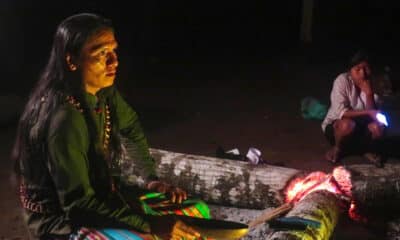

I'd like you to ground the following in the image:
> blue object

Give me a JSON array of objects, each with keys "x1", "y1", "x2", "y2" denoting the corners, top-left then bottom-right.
[
  {"x1": 269, "y1": 216, "x2": 321, "y2": 230},
  {"x1": 101, "y1": 229, "x2": 144, "y2": 239},
  {"x1": 301, "y1": 97, "x2": 328, "y2": 120},
  {"x1": 376, "y1": 112, "x2": 389, "y2": 126}
]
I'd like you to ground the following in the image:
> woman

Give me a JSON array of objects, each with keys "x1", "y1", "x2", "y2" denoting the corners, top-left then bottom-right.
[
  {"x1": 321, "y1": 50, "x2": 386, "y2": 167},
  {"x1": 12, "y1": 13, "x2": 208, "y2": 239}
]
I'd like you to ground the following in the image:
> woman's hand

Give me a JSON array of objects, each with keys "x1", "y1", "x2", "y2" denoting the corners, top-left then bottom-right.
[
  {"x1": 357, "y1": 78, "x2": 373, "y2": 96},
  {"x1": 367, "y1": 110, "x2": 380, "y2": 121},
  {"x1": 170, "y1": 219, "x2": 201, "y2": 240},
  {"x1": 146, "y1": 181, "x2": 187, "y2": 204},
  {"x1": 148, "y1": 215, "x2": 201, "y2": 240}
]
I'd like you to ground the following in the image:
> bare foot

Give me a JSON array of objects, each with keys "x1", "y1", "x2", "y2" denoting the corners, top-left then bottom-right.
[{"x1": 325, "y1": 147, "x2": 342, "y2": 164}]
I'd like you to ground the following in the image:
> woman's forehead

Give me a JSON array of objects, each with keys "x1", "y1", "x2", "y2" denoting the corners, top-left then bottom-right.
[
  {"x1": 352, "y1": 61, "x2": 369, "y2": 69},
  {"x1": 83, "y1": 29, "x2": 117, "y2": 52}
]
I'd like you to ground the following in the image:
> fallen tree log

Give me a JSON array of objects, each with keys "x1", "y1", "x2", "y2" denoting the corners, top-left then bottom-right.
[
  {"x1": 120, "y1": 141, "x2": 302, "y2": 209},
  {"x1": 333, "y1": 164, "x2": 400, "y2": 218},
  {"x1": 331, "y1": 164, "x2": 400, "y2": 238},
  {"x1": 120, "y1": 142, "x2": 400, "y2": 238},
  {"x1": 266, "y1": 190, "x2": 341, "y2": 240},
  {"x1": 345, "y1": 163, "x2": 400, "y2": 178},
  {"x1": 387, "y1": 218, "x2": 400, "y2": 240}
]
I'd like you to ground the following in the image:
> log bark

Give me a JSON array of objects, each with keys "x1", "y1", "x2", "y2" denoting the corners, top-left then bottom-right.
[
  {"x1": 120, "y1": 141, "x2": 302, "y2": 209},
  {"x1": 334, "y1": 164, "x2": 400, "y2": 240},
  {"x1": 149, "y1": 148, "x2": 303, "y2": 209},
  {"x1": 267, "y1": 190, "x2": 341, "y2": 240},
  {"x1": 387, "y1": 218, "x2": 400, "y2": 240},
  {"x1": 346, "y1": 163, "x2": 400, "y2": 178},
  {"x1": 119, "y1": 141, "x2": 400, "y2": 238},
  {"x1": 334, "y1": 164, "x2": 400, "y2": 218}
]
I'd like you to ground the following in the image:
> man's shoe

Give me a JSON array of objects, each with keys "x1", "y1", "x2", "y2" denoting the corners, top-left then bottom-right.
[
  {"x1": 364, "y1": 152, "x2": 384, "y2": 168},
  {"x1": 325, "y1": 147, "x2": 342, "y2": 164}
]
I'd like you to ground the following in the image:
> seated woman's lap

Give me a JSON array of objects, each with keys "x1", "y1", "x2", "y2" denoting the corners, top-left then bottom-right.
[
  {"x1": 325, "y1": 117, "x2": 376, "y2": 148},
  {"x1": 69, "y1": 193, "x2": 210, "y2": 240}
]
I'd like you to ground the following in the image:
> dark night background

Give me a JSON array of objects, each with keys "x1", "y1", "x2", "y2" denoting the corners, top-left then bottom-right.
[
  {"x1": 1, "y1": 0, "x2": 400, "y2": 94},
  {"x1": 2, "y1": 1, "x2": 400, "y2": 239}
]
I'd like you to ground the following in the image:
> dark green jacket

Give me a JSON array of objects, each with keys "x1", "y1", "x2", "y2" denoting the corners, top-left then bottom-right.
[{"x1": 20, "y1": 86, "x2": 156, "y2": 238}]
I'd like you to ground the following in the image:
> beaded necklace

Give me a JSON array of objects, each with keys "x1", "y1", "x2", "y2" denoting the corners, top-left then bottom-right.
[
  {"x1": 65, "y1": 95, "x2": 117, "y2": 192},
  {"x1": 65, "y1": 95, "x2": 111, "y2": 151},
  {"x1": 104, "y1": 104, "x2": 111, "y2": 151}
]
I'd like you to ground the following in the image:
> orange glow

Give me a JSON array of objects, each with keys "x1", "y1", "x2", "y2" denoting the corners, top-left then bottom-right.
[
  {"x1": 332, "y1": 166, "x2": 352, "y2": 198},
  {"x1": 285, "y1": 171, "x2": 344, "y2": 203},
  {"x1": 348, "y1": 201, "x2": 367, "y2": 223},
  {"x1": 285, "y1": 167, "x2": 361, "y2": 221}
]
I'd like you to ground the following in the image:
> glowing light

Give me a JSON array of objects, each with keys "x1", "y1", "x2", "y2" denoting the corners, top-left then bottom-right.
[
  {"x1": 376, "y1": 113, "x2": 388, "y2": 126},
  {"x1": 348, "y1": 201, "x2": 367, "y2": 223},
  {"x1": 285, "y1": 172, "x2": 342, "y2": 203},
  {"x1": 332, "y1": 166, "x2": 352, "y2": 198},
  {"x1": 285, "y1": 168, "x2": 362, "y2": 221}
]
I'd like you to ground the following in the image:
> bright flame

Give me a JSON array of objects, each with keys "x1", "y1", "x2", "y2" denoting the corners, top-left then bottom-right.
[
  {"x1": 332, "y1": 166, "x2": 352, "y2": 198},
  {"x1": 285, "y1": 167, "x2": 366, "y2": 222},
  {"x1": 285, "y1": 171, "x2": 343, "y2": 203}
]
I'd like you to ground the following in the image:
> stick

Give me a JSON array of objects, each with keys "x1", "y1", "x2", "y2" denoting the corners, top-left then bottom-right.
[{"x1": 248, "y1": 202, "x2": 293, "y2": 229}]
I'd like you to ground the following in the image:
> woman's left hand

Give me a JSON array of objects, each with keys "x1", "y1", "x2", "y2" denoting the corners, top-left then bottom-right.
[{"x1": 147, "y1": 181, "x2": 188, "y2": 204}]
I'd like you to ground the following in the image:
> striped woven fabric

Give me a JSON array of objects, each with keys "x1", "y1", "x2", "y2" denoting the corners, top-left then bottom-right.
[
  {"x1": 70, "y1": 192, "x2": 210, "y2": 240},
  {"x1": 71, "y1": 227, "x2": 145, "y2": 240},
  {"x1": 139, "y1": 192, "x2": 210, "y2": 219}
]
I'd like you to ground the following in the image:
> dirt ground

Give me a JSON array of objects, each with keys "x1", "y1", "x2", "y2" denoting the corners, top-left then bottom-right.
[{"x1": 1, "y1": 54, "x2": 399, "y2": 239}]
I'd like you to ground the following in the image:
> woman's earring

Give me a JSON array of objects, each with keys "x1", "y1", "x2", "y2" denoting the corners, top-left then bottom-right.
[{"x1": 70, "y1": 64, "x2": 77, "y2": 71}]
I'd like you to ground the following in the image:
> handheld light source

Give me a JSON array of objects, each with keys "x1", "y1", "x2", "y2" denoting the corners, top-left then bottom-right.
[{"x1": 376, "y1": 112, "x2": 388, "y2": 126}]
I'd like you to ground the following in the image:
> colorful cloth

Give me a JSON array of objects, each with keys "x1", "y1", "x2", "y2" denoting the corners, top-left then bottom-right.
[
  {"x1": 71, "y1": 192, "x2": 210, "y2": 240},
  {"x1": 139, "y1": 192, "x2": 210, "y2": 219},
  {"x1": 71, "y1": 228, "x2": 145, "y2": 240}
]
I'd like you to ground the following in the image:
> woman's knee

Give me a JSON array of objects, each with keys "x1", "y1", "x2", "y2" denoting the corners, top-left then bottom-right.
[
  {"x1": 334, "y1": 119, "x2": 355, "y2": 136},
  {"x1": 368, "y1": 122, "x2": 384, "y2": 139}
]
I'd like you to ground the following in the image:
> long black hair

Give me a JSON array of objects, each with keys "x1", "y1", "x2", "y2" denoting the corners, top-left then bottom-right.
[
  {"x1": 348, "y1": 49, "x2": 370, "y2": 70},
  {"x1": 12, "y1": 13, "x2": 116, "y2": 176}
]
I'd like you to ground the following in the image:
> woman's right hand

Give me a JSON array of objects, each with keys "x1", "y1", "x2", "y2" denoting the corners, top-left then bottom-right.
[
  {"x1": 148, "y1": 215, "x2": 201, "y2": 240},
  {"x1": 367, "y1": 110, "x2": 380, "y2": 121},
  {"x1": 358, "y1": 78, "x2": 373, "y2": 96},
  {"x1": 146, "y1": 181, "x2": 188, "y2": 204}
]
